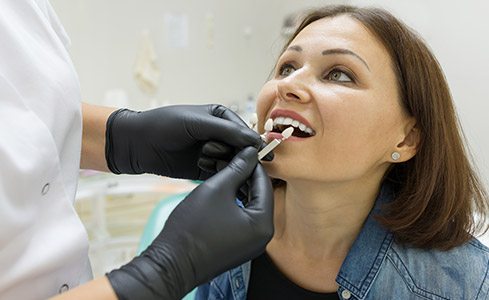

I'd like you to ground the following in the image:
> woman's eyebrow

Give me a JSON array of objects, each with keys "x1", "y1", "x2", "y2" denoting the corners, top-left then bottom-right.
[
  {"x1": 322, "y1": 48, "x2": 370, "y2": 71},
  {"x1": 286, "y1": 45, "x2": 303, "y2": 52},
  {"x1": 285, "y1": 45, "x2": 370, "y2": 71}
]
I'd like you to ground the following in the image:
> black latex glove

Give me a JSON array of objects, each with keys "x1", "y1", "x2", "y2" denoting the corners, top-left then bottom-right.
[
  {"x1": 198, "y1": 141, "x2": 273, "y2": 173},
  {"x1": 105, "y1": 104, "x2": 264, "y2": 180},
  {"x1": 107, "y1": 147, "x2": 274, "y2": 300},
  {"x1": 198, "y1": 140, "x2": 274, "y2": 202}
]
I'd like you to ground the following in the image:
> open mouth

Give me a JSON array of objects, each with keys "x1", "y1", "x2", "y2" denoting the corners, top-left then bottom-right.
[{"x1": 271, "y1": 117, "x2": 315, "y2": 138}]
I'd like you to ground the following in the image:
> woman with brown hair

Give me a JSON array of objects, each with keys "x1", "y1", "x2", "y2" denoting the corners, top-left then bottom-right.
[{"x1": 196, "y1": 5, "x2": 489, "y2": 300}]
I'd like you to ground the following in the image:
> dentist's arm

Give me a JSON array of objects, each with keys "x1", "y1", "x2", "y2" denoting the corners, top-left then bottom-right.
[
  {"x1": 97, "y1": 103, "x2": 262, "y2": 179},
  {"x1": 54, "y1": 147, "x2": 274, "y2": 300},
  {"x1": 80, "y1": 103, "x2": 116, "y2": 171},
  {"x1": 81, "y1": 102, "x2": 271, "y2": 175},
  {"x1": 51, "y1": 277, "x2": 117, "y2": 300}
]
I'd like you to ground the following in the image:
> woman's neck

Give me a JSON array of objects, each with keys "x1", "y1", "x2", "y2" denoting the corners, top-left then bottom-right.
[{"x1": 269, "y1": 178, "x2": 382, "y2": 261}]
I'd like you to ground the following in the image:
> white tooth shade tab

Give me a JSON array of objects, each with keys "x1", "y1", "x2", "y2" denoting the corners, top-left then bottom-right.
[
  {"x1": 249, "y1": 113, "x2": 258, "y2": 126},
  {"x1": 273, "y1": 116, "x2": 314, "y2": 135},
  {"x1": 282, "y1": 127, "x2": 294, "y2": 139},
  {"x1": 265, "y1": 119, "x2": 274, "y2": 132}
]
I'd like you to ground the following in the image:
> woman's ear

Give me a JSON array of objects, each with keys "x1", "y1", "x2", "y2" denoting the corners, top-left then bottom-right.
[{"x1": 393, "y1": 119, "x2": 420, "y2": 162}]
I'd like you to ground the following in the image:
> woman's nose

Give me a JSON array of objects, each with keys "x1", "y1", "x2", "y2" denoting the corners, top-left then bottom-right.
[{"x1": 276, "y1": 75, "x2": 311, "y2": 103}]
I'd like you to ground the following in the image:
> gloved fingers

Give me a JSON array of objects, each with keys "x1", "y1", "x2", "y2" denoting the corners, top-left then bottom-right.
[
  {"x1": 244, "y1": 164, "x2": 273, "y2": 214},
  {"x1": 211, "y1": 105, "x2": 249, "y2": 127},
  {"x1": 197, "y1": 157, "x2": 217, "y2": 174},
  {"x1": 200, "y1": 155, "x2": 255, "y2": 203},
  {"x1": 197, "y1": 156, "x2": 231, "y2": 175},
  {"x1": 201, "y1": 141, "x2": 234, "y2": 160},
  {"x1": 206, "y1": 158, "x2": 240, "y2": 174},
  {"x1": 237, "y1": 184, "x2": 249, "y2": 203},
  {"x1": 198, "y1": 141, "x2": 239, "y2": 175},
  {"x1": 208, "y1": 159, "x2": 251, "y2": 202},
  {"x1": 192, "y1": 109, "x2": 261, "y2": 149},
  {"x1": 197, "y1": 170, "x2": 214, "y2": 181},
  {"x1": 258, "y1": 147, "x2": 274, "y2": 162},
  {"x1": 206, "y1": 146, "x2": 258, "y2": 192},
  {"x1": 200, "y1": 142, "x2": 273, "y2": 172},
  {"x1": 215, "y1": 159, "x2": 229, "y2": 172},
  {"x1": 199, "y1": 140, "x2": 273, "y2": 186},
  {"x1": 207, "y1": 105, "x2": 274, "y2": 160}
]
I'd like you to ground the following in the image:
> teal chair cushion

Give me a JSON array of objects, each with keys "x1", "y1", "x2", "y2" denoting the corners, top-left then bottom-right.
[{"x1": 137, "y1": 192, "x2": 195, "y2": 300}]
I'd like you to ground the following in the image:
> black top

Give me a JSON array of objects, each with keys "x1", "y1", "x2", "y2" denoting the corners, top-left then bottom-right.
[{"x1": 247, "y1": 252, "x2": 340, "y2": 300}]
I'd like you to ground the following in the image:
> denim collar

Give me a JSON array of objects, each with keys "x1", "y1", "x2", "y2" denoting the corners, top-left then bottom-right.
[
  {"x1": 335, "y1": 183, "x2": 395, "y2": 299},
  {"x1": 222, "y1": 183, "x2": 395, "y2": 300}
]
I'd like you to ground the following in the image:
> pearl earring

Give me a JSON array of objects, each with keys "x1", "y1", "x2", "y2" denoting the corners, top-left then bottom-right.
[{"x1": 391, "y1": 152, "x2": 401, "y2": 161}]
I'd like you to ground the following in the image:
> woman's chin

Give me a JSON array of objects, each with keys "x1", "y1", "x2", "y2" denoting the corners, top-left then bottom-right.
[{"x1": 262, "y1": 161, "x2": 288, "y2": 181}]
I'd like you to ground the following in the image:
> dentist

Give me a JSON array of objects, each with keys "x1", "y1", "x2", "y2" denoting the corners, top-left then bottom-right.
[{"x1": 0, "y1": 1, "x2": 273, "y2": 300}]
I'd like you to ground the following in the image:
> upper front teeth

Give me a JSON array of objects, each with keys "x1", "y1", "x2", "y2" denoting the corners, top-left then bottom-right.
[{"x1": 271, "y1": 117, "x2": 314, "y2": 135}]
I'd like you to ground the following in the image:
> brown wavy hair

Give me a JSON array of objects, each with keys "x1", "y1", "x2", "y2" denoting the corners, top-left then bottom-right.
[{"x1": 279, "y1": 5, "x2": 488, "y2": 250}]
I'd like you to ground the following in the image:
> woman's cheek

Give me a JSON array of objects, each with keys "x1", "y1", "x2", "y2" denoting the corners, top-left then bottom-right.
[{"x1": 255, "y1": 82, "x2": 276, "y2": 131}]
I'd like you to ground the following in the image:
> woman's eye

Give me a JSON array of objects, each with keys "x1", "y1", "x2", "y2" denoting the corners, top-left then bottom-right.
[
  {"x1": 279, "y1": 64, "x2": 295, "y2": 77},
  {"x1": 326, "y1": 69, "x2": 353, "y2": 82}
]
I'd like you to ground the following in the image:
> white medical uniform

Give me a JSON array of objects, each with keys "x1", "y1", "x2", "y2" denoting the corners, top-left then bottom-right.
[{"x1": 0, "y1": 0, "x2": 92, "y2": 299}]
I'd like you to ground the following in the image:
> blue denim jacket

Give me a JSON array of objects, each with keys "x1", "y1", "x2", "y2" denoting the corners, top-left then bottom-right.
[{"x1": 196, "y1": 184, "x2": 489, "y2": 299}]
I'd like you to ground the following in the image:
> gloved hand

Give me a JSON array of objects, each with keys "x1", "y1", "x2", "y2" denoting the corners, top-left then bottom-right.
[
  {"x1": 107, "y1": 147, "x2": 274, "y2": 300},
  {"x1": 105, "y1": 104, "x2": 264, "y2": 180}
]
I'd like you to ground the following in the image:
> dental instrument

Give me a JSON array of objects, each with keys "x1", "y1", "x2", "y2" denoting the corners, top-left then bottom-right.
[
  {"x1": 261, "y1": 118, "x2": 274, "y2": 141},
  {"x1": 264, "y1": 118, "x2": 273, "y2": 133},
  {"x1": 249, "y1": 113, "x2": 258, "y2": 130},
  {"x1": 258, "y1": 126, "x2": 294, "y2": 160}
]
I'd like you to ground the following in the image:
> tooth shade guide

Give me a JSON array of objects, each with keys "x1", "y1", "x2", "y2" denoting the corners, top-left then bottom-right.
[
  {"x1": 249, "y1": 113, "x2": 258, "y2": 130},
  {"x1": 281, "y1": 127, "x2": 294, "y2": 139},
  {"x1": 257, "y1": 126, "x2": 294, "y2": 160},
  {"x1": 249, "y1": 113, "x2": 258, "y2": 126},
  {"x1": 258, "y1": 139, "x2": 281, "y2": 160},
  {"x1": 265, "y1": 118, "x2": 273, "y2": 132}
]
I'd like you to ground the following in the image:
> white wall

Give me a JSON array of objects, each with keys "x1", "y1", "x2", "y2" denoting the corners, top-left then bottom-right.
[{"x1": 49, "y1": 0, "x2": 345, "y2": 110}]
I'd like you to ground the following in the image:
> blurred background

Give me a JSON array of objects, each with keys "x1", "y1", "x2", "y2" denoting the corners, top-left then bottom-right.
[{"x1": 49, "y1": 0, "x2": 489, "y2": 276}]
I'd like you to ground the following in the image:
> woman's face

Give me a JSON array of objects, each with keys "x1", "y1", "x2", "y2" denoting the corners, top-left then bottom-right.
[{"x1": 257, "y1": 15, "x2": 414, "y2": 184}]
